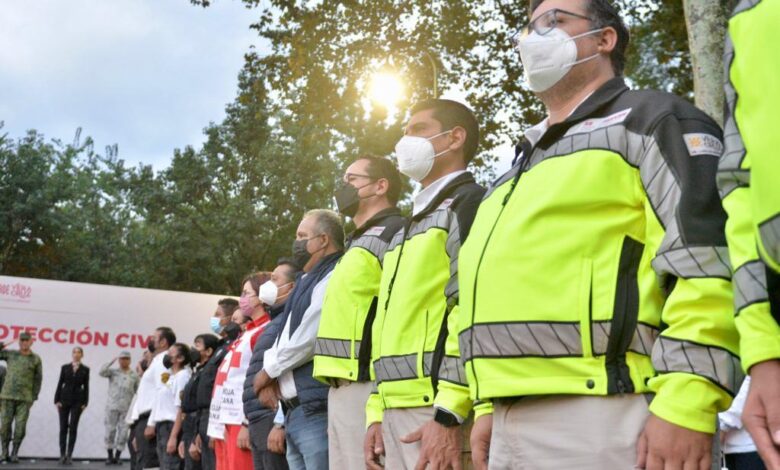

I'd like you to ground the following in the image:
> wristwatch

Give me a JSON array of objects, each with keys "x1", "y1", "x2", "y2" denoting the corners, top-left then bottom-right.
[{"x1": 433, "y1": 408, "x2": 460, "y2": 428}]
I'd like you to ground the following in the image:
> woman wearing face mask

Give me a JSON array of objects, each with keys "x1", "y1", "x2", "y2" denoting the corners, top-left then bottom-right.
[
  {"x1": 243, "y1": 259, "x2": 299, "y2": 470},
  {"x1": 195, "y1": 300, "x2": 239, "y2": 470},
  {"x1": 54, "y1": 347, "x2": 90, "y2": 465},
  {"x1": 178, "y1": 334, "x2": 219, "y2": 470},
  {"x1": 147, "y1": 343, "x2": 192, "y2": 470},
  {"x1": 211, "y1": 272, "x2": 274, "y2": 470}
]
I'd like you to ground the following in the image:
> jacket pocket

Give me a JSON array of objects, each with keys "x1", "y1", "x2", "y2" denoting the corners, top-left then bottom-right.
[{"x1": 579, "y1": 258, "x2": 594, "y2": 358}]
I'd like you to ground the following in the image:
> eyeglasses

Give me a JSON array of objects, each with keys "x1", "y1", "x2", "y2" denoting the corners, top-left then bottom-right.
[
  {"x1": 342, "y1": 173, "x2": 375, "y2": 184},
  {"x1": 511, "y1": 8, "x2": 593, "y2": 46}
]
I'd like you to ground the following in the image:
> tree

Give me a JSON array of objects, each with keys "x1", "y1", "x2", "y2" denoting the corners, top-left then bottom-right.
[{"x1": 682, "y1": 0, "x2": 740, "y2": 125}]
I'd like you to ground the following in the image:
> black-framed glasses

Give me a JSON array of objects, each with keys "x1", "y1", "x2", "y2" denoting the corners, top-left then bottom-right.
[
  {"x1": 511, "y1": 8, "x2": 593, "y2": 46},
  {"x1": 342, "y1": 172, "x2": 375, "y2": 184}
]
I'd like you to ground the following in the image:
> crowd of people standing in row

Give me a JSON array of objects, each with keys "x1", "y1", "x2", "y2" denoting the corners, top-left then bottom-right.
[{"x1": 1, "y1": 0, "x2": 780, "y2": 469}]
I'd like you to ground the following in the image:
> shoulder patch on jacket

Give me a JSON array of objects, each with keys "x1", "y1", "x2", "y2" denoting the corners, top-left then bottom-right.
[
  {"x1": 363, "y1": 226, "x2": 386, "y2": 237},
  {"x1": 567, "y1": 108, "x2": 632, "y2": 136},
  {"x1": 683, "y1": 133, "x2": 724, "y2": 157},
  {"x1": 437, "y1": 198, "x2": 455, "y2": 211}
]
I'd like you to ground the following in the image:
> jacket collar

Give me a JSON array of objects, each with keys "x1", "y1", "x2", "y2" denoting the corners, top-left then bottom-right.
[
  {"x1": 414, "y1": 171, "x2": 476, "y2": 220},
  {"x1": 351, "y1": 207, "x2": 403, "y2": 239},
  {"x1": 515, "y1": 77, "x2": 629, "y2": 162}
]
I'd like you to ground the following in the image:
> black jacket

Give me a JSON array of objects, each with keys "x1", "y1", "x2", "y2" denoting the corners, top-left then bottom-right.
[
  {"x1": 196, "y1": 338, "x2": 231, "y2": 410},
  {"x1": 54, "y1": 363, "x2": 90, "y2": 406}
]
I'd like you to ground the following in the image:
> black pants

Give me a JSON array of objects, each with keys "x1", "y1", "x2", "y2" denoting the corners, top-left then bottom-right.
[
  {"x1": 156, "y1": 421, "x2": 182, "y2": 470},
  {"x1": 197, "y1": 409, "x2": 215, "y2": 470},
  {"x1": 132, "y1": 412, "x2": 159, "y2": 470},
  {"x1": 249, "y1": 412, "x2": 288, "y2": 470},
  {"x1": 58, "y1": 403, "x2": 83, "y2": 457},
  {"x1": 725, "y1": 452, "x2": 767, "y2": 470},
  {"x1": 182, "y1": 412, "x2": 201, "y2": 470}
]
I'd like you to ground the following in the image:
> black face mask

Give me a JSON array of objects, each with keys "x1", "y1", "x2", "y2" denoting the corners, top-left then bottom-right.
[
  {"x1": 292, "y1": 239, "x2": 313, "y2": 268},
  {"x1": 189, "y1": 347, "x2": 202, "y2": 365},
  {"x1": 162, "y1": 354, "x2": 173, "y2": 369},
  {"x1": 335, "y1": 181, "x2": 376, "y2": 218},
  {"x1": 147, "y1": 341, "x2": 156, "y2": 353},
  {"x1": 224, "y1": 322, "x2": 241, "y2": 341}
]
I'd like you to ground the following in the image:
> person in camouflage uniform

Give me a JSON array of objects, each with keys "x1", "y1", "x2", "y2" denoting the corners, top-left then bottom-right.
[
  {"x1": 0, "y1": 332, "x2": 42, "y2": 463},
  {"x1": 100, "y1": 351, "x2": 139, "y2": 465}
]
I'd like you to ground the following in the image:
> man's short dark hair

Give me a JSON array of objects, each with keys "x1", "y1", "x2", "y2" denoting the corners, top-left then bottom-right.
[
  {"x1": 530, "y1": 0, "x2": 630, "y2": 76},
  {"x1": 217, "y1": 298, "x2": 239, "y2": 316},
  {"x1": 276, "y1": 257, "x2": 301, "y2": 283},
  {"x1": 409, "y1": 99, "x2": 480, "y2": 163},
  {"x1": 156, "y1": 327, "x2": 176, "y2": 348},
  {"x1": 356, "y1": 155, "x2": 402, "y2": 205}
]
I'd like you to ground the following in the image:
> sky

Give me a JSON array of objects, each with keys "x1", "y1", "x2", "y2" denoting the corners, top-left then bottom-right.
[
  {"x1": 0, "y1": 0, "x2": 517, "y2": 174},
  {"x1": 0, "y1": 0, "x2": 263, "y2": 170}
]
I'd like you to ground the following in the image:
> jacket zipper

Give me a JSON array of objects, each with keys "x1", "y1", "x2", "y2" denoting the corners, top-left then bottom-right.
[{"x1": 470, "y1": 165, "x2": 526, "y2": 398}]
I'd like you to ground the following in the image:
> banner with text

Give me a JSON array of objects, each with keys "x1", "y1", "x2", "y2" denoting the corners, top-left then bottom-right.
[{"x1": 0, "y1": 275, "x2": 229, "y2": 459}]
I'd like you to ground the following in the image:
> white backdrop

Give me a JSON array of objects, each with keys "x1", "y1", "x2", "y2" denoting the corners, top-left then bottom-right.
[{"x1": 0, "y1": 275, "x2": 230, "y2": 459}]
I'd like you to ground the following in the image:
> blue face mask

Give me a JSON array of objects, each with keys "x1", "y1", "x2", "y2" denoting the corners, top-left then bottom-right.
[{"x1": 210, "y1": 317, "x2": 223, "y2": 335}]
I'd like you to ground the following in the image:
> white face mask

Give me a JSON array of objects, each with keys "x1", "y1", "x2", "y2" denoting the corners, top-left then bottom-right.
[
  {"x1": 259, "y1": 280, "x2": 291, "y2": 307},
  {"x1": 394, "y1": 130, "x2": 452, "y2": 182},
  {"x1": 517, "y1": 27, "x2": 604, "y2": 93}
]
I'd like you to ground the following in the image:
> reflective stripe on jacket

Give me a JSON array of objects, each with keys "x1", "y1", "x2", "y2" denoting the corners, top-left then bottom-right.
[
  {"x1": 366, "y1": 172, "x2": 484, "y2": 426},
  {"x1": 313, "y1": 208, "x2": 406, "y2": 383},
  {"x1": 451, "y1": 78, "x2": 741, "y2": 434},
  {"x1": 718, "y1": 0, "x2": 780, "y2": 372}
]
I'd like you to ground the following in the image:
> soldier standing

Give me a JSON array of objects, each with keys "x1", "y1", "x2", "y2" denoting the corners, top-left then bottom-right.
[
  {"x1": 100, "y1": 351, "x2": 140, "y2": 465},
  {"x1": 0, "y1": 332, "x2": 43, "y2": 463}
]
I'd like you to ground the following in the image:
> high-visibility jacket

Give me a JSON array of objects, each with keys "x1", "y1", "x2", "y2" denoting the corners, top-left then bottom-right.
[
  {"x1": 366, "y1": 173, "x2": 485, "y2": 426},
  {"x1": 313, "y1": 208, "x2": 406, "y2": 383},
  {"x1": 718, "y1": 0, "x2": 780, "y2": 373},
  {"x1": 443, "y1": 78, "x2": 742, "y2": 434}
]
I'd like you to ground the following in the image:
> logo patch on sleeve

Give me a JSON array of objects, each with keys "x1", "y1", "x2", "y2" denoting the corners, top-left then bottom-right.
[{"x1": 683, "y1": 133, "x2": 724, "y2": 157}]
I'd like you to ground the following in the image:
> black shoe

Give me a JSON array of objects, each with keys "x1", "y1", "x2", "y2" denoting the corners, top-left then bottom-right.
[
  {"x1": 7, "y1": 456, "x2": 18, "y2": 464},
  {"x1": 106, "y1": 450, "x2": 113, "y2": 465},
  {"x1": 113, "y1": 449, "x2": 122, "y2": 465},
  {"x1": 58, "y1": 456, "x2": 66, "y2": 465}
]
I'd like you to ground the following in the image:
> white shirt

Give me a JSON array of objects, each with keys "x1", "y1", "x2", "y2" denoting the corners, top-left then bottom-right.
[
  {"x1": 128, "y1": 353, "x2": 166, "y2": 422},
  {"x1": 217, "y1": 321, "x2": 267, "y2": 425},
  {"x1": 412, "y1": 170, "x2": 468, "y2": 216},
  {"x1": 264, "y1": 271, "x2": 333, "y2": 400},
  {"x1": 719, "y1": 376, "x2": 757, "y2": 455},
  {"x1": 523, "y1": 92, "x2": 595, "y2": 147},
  {"x1": 148, "y1": 367, "x2": 192, "y2": 425}
]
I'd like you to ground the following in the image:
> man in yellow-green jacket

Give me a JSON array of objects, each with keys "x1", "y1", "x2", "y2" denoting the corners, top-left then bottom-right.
[
  {"x1": 363, "y1": 99, "x2": 485, "y2": 470},
  {"x1": 445, "y1": 1, "x2": 743, "y2": 469},
  {"x1": 718, "y1": 1, "x2": 780, "y2": 467},
  {"x1": 313, "y1": 155, "x2": 405, "y2": 470}
]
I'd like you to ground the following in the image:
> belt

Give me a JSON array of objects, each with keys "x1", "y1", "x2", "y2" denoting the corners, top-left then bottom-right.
[{"x1": 281, "y1": 397, "x2": 300, "y2": 413}]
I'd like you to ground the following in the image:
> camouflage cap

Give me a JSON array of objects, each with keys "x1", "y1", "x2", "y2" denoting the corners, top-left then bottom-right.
[
  {"x1": 118, "y1": 350, "x2": 131, "y2": 359},
  {"x1": 18, "y1": 332, "x2": 32, "y2": 340}
]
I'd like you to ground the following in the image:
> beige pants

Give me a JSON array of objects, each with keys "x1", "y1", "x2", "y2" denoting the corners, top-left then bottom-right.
[
  {"x1": 383, "y1": 407, "x2": 435, "y2": 470},
  {"x1": 327, "y1": 381, "x2": 372, "y2": 470},
  {"x1": 489, "y1": 394, "x2": 651, "y2": 470}
]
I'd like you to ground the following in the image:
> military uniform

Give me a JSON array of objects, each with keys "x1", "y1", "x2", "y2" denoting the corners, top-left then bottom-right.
[
  {"x1": 99, "y1": 362, "x2": 139, "y2": 452},
  {"x1": 0, "y1": 344, "x2": 42, "y2": 460}
]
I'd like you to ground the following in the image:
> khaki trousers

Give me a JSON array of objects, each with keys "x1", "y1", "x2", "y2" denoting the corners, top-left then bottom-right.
[
  {"x1": 383, "y1": 407, "x2": 435, "y2": 470},
  {"x1": 489, "y1": 394, "x2": 651, "y2": 470},
  {"x1": 327, "y1": 381, "x2": 372, "y2": 470}
]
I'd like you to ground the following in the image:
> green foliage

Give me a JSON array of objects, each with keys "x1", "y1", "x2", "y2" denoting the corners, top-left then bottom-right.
[{"x1": 2, "y1": 1, "x2": 714, "y2": 294}]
